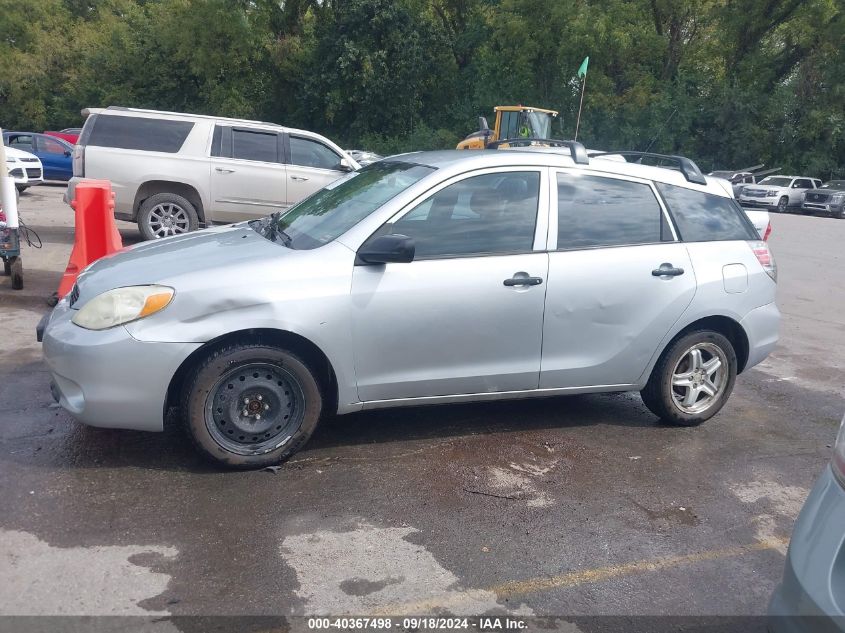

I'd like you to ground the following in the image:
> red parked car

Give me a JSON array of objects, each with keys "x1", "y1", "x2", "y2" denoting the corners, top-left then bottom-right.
[{"x1": 43, "y1": 128, "x2": 81, "y2": 144}]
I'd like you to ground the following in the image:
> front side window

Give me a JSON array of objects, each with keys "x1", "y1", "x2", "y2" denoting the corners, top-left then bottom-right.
[
  {"x1": 556, "y1": 174, "x2": 666, "y2": 249},
  {"x1": 290, "y1": 136, "x2": 342, "y2": 170},
  {"x1": 232, "y1": 129, "x2": 279, "y2": 163},
  {"x1": 267, "y1": 161, "x2": 434, "y2": 250},
  {"x1": 793, "y1": 179, "x2": 812, "y2": 189},
  {"x1": 37, "y1": 136, "x2": 68, "y2": 154},
  {"x1": 382, "y1": 171, "x2": 541, "y2": 259},
  {"x1": 656, "y1": 183, "x2": 758, "y2": 242}
]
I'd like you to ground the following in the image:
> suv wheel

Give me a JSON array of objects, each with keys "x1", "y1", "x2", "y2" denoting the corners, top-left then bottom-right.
[
  {"x1": 138, "y1": 193, "x2": 199, "y2": 240},
  {"x1": 641, "y1": 330, "x2": 737, "y2": 426},
  {"x1": 776, "y1": 196, "x2": 789, "y2": 213},
  {"x1": 181, "y1": 343, "x2": 323, "y2": 469}
]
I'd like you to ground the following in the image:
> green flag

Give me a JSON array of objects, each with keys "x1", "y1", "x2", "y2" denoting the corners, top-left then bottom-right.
[{"x1": 577, "y1": 56, "x2": 589, "y2": 79}]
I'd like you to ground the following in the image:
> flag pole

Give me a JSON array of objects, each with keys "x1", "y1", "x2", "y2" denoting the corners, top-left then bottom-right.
[{"x1": 574, "y1": 73, "x2": 586, "y2": 142}]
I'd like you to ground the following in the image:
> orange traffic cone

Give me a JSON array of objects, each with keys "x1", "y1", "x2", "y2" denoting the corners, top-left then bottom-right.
[{"x1": 56, "y1": 180, "x2": 123, "y2": 299}]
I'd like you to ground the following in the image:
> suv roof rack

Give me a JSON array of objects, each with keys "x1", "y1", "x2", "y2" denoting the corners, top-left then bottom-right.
[
  {"x1": 590, "y1": 151, "x2": 707, "y2": 185},
  {"x1": 486, "y1": 138, "x2": 590, "y2": 165}
]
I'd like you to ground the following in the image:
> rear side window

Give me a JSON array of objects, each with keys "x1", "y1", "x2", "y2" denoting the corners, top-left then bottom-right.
[
  {"x1": 87, "y1": 115, "x2": 193, "y2": 153},
  {"x1": 656, "y1": 183, "x2": 758, "y2": 242},
  {"x1": 556, "y1": 174, "x2": 667, "y2": 249},
  {"x1": 232, "y1": 128, "x2": 280, "y2": 163}
]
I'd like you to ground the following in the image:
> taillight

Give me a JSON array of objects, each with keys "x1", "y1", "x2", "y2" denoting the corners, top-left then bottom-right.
[
  {"x1": 72, "y1": 145, "x2": 84, "y2": 178},
  {"x1": 762, "y1": 221, "x2": 772, "y2": 241},
  {"x1": 832, "y1": 414, "x2": 845, "y2": 489},
  {"x1": 748, "y1": 240, "x2": 777, "y2": 281}
]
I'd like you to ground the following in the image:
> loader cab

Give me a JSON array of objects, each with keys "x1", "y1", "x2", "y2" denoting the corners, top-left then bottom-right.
[{"x1": 457, "y1": 105, "x2": 559, "y2": 150}]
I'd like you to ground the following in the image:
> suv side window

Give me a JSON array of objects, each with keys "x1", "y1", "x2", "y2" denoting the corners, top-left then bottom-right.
[
  {"x1": 289, "y1": 136, "x2": 342, "y2": 170},
  {"x1": 231, "y1": 128, "x2": 280, "y2": 163},
  {"x1": 384, "y1": 171, "x2": 540, "y2": 259},
  {"x1": 87, "y1": 115, "x2": 193, "y2": 153},
  {"x1": 656, "y1": 183, "x2": 758, "y2": 242},
  {"x1": 556, "y1": 174, "x2": 667, "y2": 249},
  {"x1": 793, "y1": 179, "x2": 812, "y2": 189},
  {"x1": 37, "y1": 136, "x2": 67, "y2": 154}
]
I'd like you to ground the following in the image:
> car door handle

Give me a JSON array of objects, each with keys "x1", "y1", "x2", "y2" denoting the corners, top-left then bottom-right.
[
  {"x1": 215, "y1": 167, "x2": 235, "y2": 174},
  {"x1": 291, "y1": 175, "x2": 309, "y2": 181},
  {"x1": 652, "y1": 264, "x2": 685, "y2": 277},
  {"x1": 504, "y1": 276, "x2": 543, "y2": 287}
]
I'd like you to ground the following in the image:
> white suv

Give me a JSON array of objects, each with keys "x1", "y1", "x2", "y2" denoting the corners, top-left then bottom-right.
[
  {"x1": 739, "y1": 175, "x2": 822, "y2": 213},
  {"x1": 66, "y1": 107, "x2": 359, "y2": 239}
]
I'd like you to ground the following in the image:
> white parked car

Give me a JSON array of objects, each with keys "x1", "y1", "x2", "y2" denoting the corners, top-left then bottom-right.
[
  {"x1": 5, "y1": 146, "x2": 44, "y2": 191},
  {"x1": 739, "y1": 175, "x2": 822, "y2": 213},
  {"x1": 66, "y1": 107, "x2": 360, "y2": 240}
]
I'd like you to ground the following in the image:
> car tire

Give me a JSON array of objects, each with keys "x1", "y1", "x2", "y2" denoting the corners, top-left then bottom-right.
[
  {"x1": 137, "y1": 193, "x2": 199, "y2": 240},
  {"x1": 640, "y1": 330, "x2": 737, "y2": 427},
  {"x1": 836, "y1": 208, "x2": 845, "y2": 220},
  {"x1": 15, "y1": 185, "x2": 27, "y2": 193},
  {"x1": 777, "y1": 196, "x2": 789, "y2": 213},
  {"x1": 181, "y1": 343, "x2": 323, "y2": 469}
]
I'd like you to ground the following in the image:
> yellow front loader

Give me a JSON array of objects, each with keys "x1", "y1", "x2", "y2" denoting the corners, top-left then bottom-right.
[{"x1": 456, "y1": 105, "x2": 559, "y2": 150}]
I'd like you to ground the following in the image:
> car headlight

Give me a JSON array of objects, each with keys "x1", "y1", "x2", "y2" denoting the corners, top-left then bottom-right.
[
  {"x1": 767, "y1": 190, "x2": 779, "y2": 196},
  {"x1": 71, "y1": 285, "x2": 174, "y2": 330},
  {"x1": 833, "y1": 414, "x2": 845, "y2": 488},
  {"x1": 830, "y1": 194, "x2": 844, "y2": 204}
]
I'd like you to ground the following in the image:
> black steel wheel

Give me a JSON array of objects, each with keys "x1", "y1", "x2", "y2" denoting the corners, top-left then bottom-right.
[{"x1": 182, "y1": 343, "x2": 323, "y2": 469}]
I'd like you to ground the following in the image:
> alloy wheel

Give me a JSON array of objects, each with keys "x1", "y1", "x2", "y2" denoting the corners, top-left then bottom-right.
[
  {"x1": 148, "y1": 202, "x2": 191, "y2": 238},
  {"x1": 670, "y1": 342, "x2": 728, "y2": 415}
]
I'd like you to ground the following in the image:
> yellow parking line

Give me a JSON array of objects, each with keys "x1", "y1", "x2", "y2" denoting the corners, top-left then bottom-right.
[{"x1": 372, "y1": 537, "x2": 788, "y2": 615}]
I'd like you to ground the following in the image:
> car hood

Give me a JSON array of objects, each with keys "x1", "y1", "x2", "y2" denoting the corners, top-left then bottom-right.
[
  {"x1": 813, "y1": 187, "x2": 845, "y2": 195},
  {"x1": 72, "y1": 223, "x2": 288, "y2": 306},
  {"x1": 5, "y1": 147, "x2": 39, "y2": 161}
]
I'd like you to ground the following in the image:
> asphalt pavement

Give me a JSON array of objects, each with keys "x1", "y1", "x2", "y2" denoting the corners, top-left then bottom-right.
[{"x1": 1, "y1": 187, "x2": 843, "y2": 629}]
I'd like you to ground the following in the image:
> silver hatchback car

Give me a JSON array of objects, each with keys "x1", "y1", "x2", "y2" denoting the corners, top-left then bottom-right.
[{"x1": 40, "y1": 146, "x2": 780, "y2": 468}]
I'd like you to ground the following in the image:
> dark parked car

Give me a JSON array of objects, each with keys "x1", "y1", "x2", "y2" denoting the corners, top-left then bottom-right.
[
  {"x1": 2, "y1": 132, "x2": 74, "y2": 181},
  {"x1": 802, "y1": 180, "x2": 845, "y2": 219}
]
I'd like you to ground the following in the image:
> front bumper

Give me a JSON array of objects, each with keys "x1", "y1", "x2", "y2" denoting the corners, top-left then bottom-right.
[
  {"x1": 768, "y1": 466, "x2": 845, "y2": 633},
  {"x1": 740, "y1": 301, "x2": 780, "y2": 371},
  {"x1": 41, "y1": 299, "x2": 202, "y2": 431},
  {"x1": 802, "y1": 202, "x2": 845, "y2": 215},
  {"x1": 740, "y1": 198, "x2": 778, "y2": 209}
]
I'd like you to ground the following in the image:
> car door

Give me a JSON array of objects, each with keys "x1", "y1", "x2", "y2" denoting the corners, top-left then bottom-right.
[
  {"x1": 350, "y1": 168, "x2": 550, "y2": 402},
  {"x1": 208, "y1": 125, "x2": 287, "y2": 223},
  {"x1": 789, "y1": 178, "x2": 813, "y2": 205},
  {"x1": 34, "y1": 135, "x2": 72, "y2": 180},
  {"x1": 285, "y1": 135, "x2": 349, "y2": 207},
  {"x1": 540, "y1": 170, "x2": 696, "y2": 389}
]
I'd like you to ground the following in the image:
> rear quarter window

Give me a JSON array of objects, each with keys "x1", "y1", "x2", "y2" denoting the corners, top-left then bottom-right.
[
  {"x1": 86, "y1": 114, "x2": 194, "y2": 153},
  {"x1": 656, "y1": 183, "x2": 758, "y2": 242}
]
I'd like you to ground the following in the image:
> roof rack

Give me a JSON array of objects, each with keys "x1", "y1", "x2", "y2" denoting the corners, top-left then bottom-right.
[
  {"x1": 590, "y1": 151, "x2": 707, "y2": 185},
  {"x1": 486, "y1": 138, "x2": 590, "y2": 165}
]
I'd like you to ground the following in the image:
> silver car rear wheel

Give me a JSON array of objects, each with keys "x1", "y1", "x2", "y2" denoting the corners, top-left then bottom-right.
[
  {"x1": 641, "y1": 329, "x2": 737, "y2": 427},
  {"x1": 670, "y1": 342, "x2": 728, "y2": 415}
]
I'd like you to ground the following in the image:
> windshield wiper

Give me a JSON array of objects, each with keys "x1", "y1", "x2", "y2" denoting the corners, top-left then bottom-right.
[{"x1": 257, "y1": 211, "x2": 293, "y2": 247}]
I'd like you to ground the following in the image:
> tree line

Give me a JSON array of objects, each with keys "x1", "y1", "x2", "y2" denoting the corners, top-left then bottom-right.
[{"x1": 1, "y1": 0, "x2": 842, "y2": 176}]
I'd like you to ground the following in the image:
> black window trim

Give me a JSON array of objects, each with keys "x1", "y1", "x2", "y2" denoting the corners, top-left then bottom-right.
[
  {"x1": 550, "y1": 168, "x2": 679, "y2": 252},
  {"x1": 361, "y1": 166, "x2": 548, "y2": 262}
]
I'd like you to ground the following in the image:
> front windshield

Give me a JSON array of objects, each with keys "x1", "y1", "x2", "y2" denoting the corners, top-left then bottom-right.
[
  {"x1": 821, "y1": 181, "x2": 845, "y2": 189},
  {"x1": 266, "y1": 161, "x2": 434, "y2": 250},
  {"x1": 526, "y1": 112, "x2": 552, "y2": 138},
  {"x1": 759, "y1": 177, "x2": 791, "y2": 187}
]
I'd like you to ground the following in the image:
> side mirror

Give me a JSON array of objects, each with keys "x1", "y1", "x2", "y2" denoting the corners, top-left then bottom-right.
[
  {"x1": 339, "y1": 157, "x2": 355, "y2": 172},
  {"x1": 64, "y1": 150, "x2": 71, "y2": 157},
  {"x1": 478, "y1": 116, "x2": 490, "y2": 132},
  {"x1": 358, "y1": 234, "x2": 415, "y2": 264}
]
